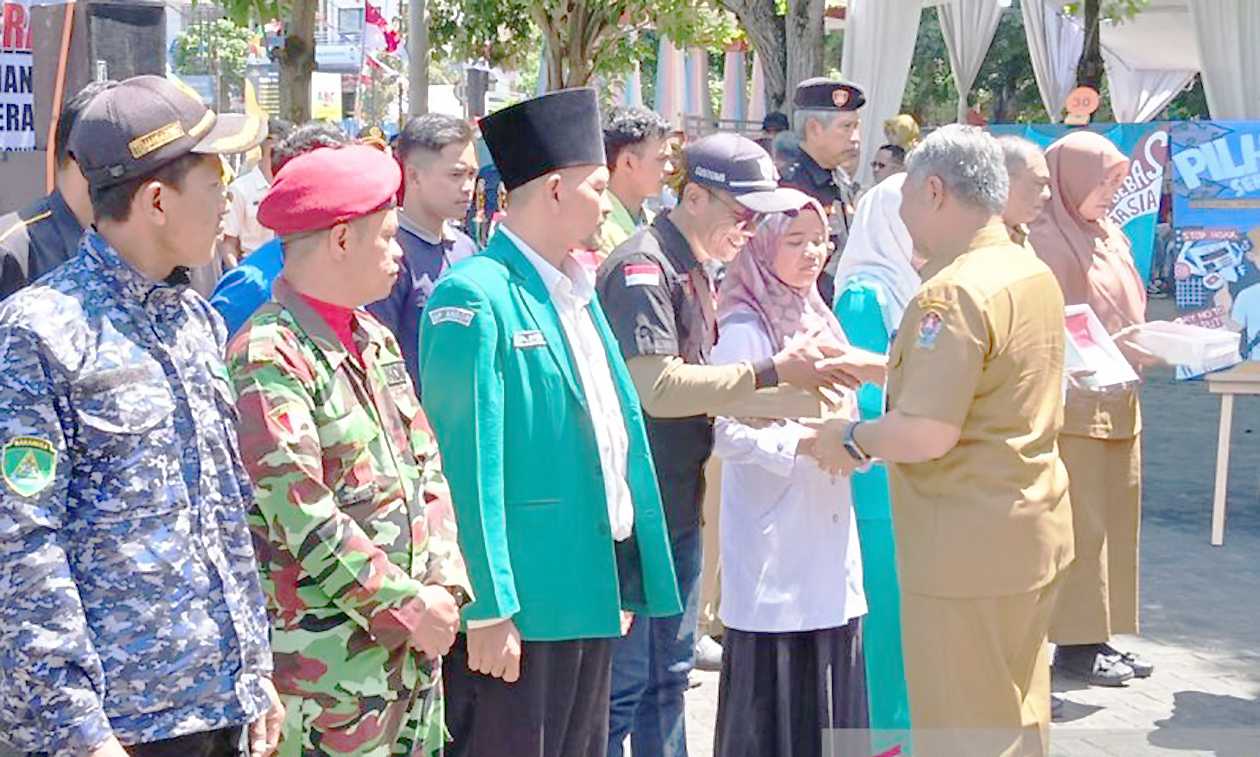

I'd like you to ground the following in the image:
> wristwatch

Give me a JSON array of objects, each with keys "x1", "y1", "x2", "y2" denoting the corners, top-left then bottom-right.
[{"x1": 843, "y1": 421, "x2": 871, "y2": 464}]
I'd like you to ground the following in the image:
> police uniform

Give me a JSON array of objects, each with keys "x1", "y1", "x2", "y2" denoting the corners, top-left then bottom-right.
[
  {"x1": 0, "y1": 75, "x2": 272, "y2": 755},
  {"x1": 885, "y1": 223, "x2": 1075, "y2": 755},
  {"x1": 0, "y1": 188, "x2": 84, "y2": 300},
  {"x1": 780, "y1": 78, "x2": 866, "y2": 305}
]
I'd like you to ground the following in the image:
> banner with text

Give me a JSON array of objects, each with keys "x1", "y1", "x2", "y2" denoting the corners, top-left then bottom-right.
[
  {"x1": 989, "y1": 123, "x2": 1169, "y2": 284},
  {"x1": 1, "y1": 0, "x2": 35, "y2": 151},
  {"x1": 1170, "y1": 121, "x2": 1260, "y2": 373}
]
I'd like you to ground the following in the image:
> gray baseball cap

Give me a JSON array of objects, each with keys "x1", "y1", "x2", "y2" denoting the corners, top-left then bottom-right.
[
  {"x1": 70, "y1": 75, "x2": 268, "y2": 190},
  {"x1": 684, "y1": 132, "x2": 805, "y2": 213}
]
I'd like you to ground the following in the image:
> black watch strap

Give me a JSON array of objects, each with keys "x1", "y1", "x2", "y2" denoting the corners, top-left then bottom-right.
[{"x1": 753, "y1": 357, "x2": 779, "y2": 389}]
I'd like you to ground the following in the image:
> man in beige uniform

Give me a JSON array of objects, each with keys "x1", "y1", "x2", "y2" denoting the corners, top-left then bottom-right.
[
  {"x1": 997, "y1": 136, "x2": 1050, "y2": 249},
  {"x1": 815, "y1": 126, "x2": 1074, "y2": 756}
]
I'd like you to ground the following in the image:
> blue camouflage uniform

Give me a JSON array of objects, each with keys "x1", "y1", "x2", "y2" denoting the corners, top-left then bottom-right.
[{"x1": 0, "y1": 231, "x2": 273, "y2": 754}]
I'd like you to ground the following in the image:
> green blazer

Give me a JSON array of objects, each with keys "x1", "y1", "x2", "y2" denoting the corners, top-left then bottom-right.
[{"x1": 419, "y1": 230, "x2": 682, "y2": 642}]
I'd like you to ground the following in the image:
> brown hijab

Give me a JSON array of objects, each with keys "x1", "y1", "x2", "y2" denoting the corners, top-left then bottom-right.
[{"x1": 1029, "y1": 131, "x2": 1147, "y2": 333}]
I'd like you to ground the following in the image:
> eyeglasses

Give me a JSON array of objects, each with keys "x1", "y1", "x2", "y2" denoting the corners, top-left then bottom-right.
[
  {"x1": 871, "y1": 160, "x2": 888, "y2": 171},
  {"x1": 706, "y1": 187, "x2": 763, "y2": 229}
]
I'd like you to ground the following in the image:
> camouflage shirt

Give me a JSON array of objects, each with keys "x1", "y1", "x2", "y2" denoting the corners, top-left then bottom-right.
[
  {"x1": 0, "y1": 232, "x2": 273, "y2": 755},
  {"x1": 227, "y1": 278, "x2": 468, "y2": 755}
]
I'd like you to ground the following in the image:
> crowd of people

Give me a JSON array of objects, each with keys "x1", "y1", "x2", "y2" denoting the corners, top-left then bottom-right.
[{"x1": 0, "y1": 69, "x2": 1166, "y2": 757}]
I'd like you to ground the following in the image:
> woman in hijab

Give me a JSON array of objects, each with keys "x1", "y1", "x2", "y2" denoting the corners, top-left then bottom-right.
[
  {"x1": 710, "y1": 190, "x2": 870, "y2": 757},
  {"x1": 1029, "y1": 130, "x2": 1162, "y2": 689},
  {"x1": 828, "y1": 173, "x2": 918, "y2": 746}
]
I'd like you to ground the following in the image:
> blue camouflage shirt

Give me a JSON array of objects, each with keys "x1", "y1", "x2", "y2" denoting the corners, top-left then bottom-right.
[{"x1": 0, "y1": 231, "x2": 273, "y2": 754}]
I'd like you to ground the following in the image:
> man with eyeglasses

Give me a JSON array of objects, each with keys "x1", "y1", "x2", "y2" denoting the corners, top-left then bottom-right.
[
  {"x1": 871, "y1": 144, "x2": 907, "y2": 185},
  {"x1": 596, "y1": 132, "x2": 876, "y2": 757}
]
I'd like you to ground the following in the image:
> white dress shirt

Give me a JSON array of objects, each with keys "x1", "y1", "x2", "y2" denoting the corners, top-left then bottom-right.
[
  {"x1": 503, "y1": 227, "x2": 636, "y2": 542},
  {"x1": 223, "y1": 166, "x2": 273, "y2": 254},
  {"x1": 711, "y1": 311, "x2": 867, "y2": 633}
]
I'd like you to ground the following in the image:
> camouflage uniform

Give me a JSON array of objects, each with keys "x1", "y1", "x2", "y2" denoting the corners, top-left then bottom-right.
[
  {"x1": 0, "y1": 231, "x2": 273, "y2": 754},
  {"x1": 227, "y1": 277, "x2": 470, "y2": 757}
]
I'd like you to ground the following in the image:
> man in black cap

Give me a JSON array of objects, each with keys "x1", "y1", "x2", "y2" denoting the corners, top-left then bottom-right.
[
  {"x1": 0, "y1": 80, "x2": 115, "y2": 300},
  {"x1": 755, "y1": 111, "x2": 789, "y2": 154},
  {"x1": 780, "y1": 76, "x2": 867, "y2": 303},
  {"x1": 419, "y1": 88, "x2": 682, "y2": 757},
  {"x1": 0, "y1": 74, "x2": 282, "y2": 757},
  {"x1": 596, "y1": 132, "x2": 881, "y2": 757}
]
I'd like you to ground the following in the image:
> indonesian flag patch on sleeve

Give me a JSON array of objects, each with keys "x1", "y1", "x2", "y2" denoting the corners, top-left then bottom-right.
[{"x1": 624, "y1": 262, "x2": 662, "y2": 287}]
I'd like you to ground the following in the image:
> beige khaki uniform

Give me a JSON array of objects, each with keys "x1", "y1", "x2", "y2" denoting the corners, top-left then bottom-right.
[{"x1": 886, "y1": 224, "x2": 1075, "y2": 756}]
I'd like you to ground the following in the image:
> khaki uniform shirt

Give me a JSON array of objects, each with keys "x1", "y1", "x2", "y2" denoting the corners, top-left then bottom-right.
[{"x1": 886, "y1": 223, "x2": 1074, "y2": 599}]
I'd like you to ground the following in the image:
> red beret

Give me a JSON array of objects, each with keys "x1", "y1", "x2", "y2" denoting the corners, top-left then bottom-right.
[{"x1": 258, "y1": 144, "x2": 401, "y2": 236}]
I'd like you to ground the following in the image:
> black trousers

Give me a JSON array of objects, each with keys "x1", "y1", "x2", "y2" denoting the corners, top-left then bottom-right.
[
  {"x1": 444, "y1": 633, "x2": 614, "y2": 757},
  {"x1": 130, "y1": 728, "x2": 244, "y2": 757}
]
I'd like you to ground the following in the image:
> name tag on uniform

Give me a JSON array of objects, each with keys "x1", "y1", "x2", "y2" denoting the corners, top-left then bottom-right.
[
  {"x1": 513, "y1": 330, "x2": 547, "y2": 349},
  {"x1": 624, "y1": 263, "x2": 662, "y2": 287},
  {"x1": 381, "y1": 361, "x2": 409, "y2": 387},
  {"x1": 429, "y1": 306, "x2": 475, "y2": 326}
]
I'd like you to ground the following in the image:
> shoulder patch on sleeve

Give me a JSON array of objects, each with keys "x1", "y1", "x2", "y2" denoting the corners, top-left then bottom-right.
[
  {"x1": 914, "y1": 309, "x2": 945, "y2": 350},
  {"x1": 623, "y1": 262, "x2": 662, "y2": 287},
  {"x1": 429, "y1": 306, "x2": 476, "y2": 326},
  {"x1": 2, "y1": 436, "x2": 57, "y2": 497}
]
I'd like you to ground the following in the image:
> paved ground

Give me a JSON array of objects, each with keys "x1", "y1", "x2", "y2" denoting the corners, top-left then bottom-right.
[{"x1": 674, "y1": 299, "x2": 1260, "y2": 756}]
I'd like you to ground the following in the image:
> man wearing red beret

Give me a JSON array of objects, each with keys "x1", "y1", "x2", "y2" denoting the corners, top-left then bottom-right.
[{"x1": 226, "y1": 144, "x2": 472, "y2": 756}]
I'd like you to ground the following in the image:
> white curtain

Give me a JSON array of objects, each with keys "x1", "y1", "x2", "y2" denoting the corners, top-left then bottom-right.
[
  {"x1": 841, "y1": 0, "x2": 924, "y2": 188},
  {"x1": 1187, "y1": 0, "x2": 1260, "y2": 119},
  {"x1": 748, "y1": 52, "x2": 767, "y2": 125},
  {"x1": 654, "y1": 37, "x2": 686, "y2": 127},
  {"x1": 937, "y1": 0, "x2": 1004, "y2": 122},
  {"x1": 621, "y1": 61, "x2": 644, "y2": 109},
  {"x1": 1102, "y1": 49, "x2": 1193, "y2": 123},
  {"x1": 1021, "y1": 0, "x2": 1084, "y2": 122},
  {"x1": 720, "y1": 48, "x2": 748, "y2": 122}
]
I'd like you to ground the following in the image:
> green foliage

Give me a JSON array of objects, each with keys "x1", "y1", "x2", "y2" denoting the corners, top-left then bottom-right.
[
  {"x1": 173, "y1": 18, "x2": 253, "y2": 82},
  {"x1": 429, "y1": 0, "x2": 738, "y2": 89},
  {"x1": 1064, "y1": 0, "x2": 1150, "y2": 22},
  {"x1": 211, "y1": 0, "x2": 284, "y2": 25},
  {"x1": 1163, "y1": 74, "x2": 1210, "y2": 121}
]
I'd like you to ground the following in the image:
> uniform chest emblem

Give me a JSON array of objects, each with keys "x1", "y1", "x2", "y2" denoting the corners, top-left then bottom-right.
[
  {"x1": 513, "y1": 330, "x2": 547, "y2": 349},
  {"x1": 624, "y1": 263, "x2": 662, "y2": 287},
  {"x1": 916, "y1": 310, "x2": 944, "y2": 350},
  {"x1": 2, "y1": 436, "x2": 57, "y2": 498}
]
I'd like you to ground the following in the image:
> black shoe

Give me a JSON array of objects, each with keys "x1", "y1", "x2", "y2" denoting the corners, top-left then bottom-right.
[
  {"x1": 1055, "y1": 644, "x2": 1135, "y2": 687},
  {"x1": 1100, "y1": 642, "x2": 1154, "y2": 678}
]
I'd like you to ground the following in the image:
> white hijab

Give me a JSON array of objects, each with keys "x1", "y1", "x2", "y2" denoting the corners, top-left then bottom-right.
[{"x1": 831, "y1": 173, "x2": 919, "y2": 335}]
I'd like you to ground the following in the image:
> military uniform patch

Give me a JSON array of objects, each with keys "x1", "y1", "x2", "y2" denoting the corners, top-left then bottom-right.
[
  {"x1": 2, "y1": 436, "x2": 57, "y2": 497},
  {"x1": 381, "y1": 361, "x2": 409, "y2": 388},
  {"x1": 624, "y1": 263, "x2": 662, "y2": 287},
  {"x1": 916, "y1": 310, "x2": 944, "y2": 350},
  {"x1": 429, "y1": 307, "x2": 475, "y2": 326}
]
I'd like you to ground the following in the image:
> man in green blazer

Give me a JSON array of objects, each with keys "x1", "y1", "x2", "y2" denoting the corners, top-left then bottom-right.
[{"x1": 419, "y1": 88, "x2": 682, "y2": 757}]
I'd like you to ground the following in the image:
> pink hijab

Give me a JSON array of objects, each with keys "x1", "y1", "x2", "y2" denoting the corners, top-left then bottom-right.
[
  {"x1": 1029, "y1": 131, "x2": 1147, "y2": 332},
  {"x1": 717, "y1": 195, "x2": 849, "y2": 350}
]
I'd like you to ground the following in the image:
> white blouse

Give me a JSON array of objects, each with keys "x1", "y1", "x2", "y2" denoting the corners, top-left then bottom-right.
[{"x1": 711, "y1": 311, "x2": 867, "y2": 634}]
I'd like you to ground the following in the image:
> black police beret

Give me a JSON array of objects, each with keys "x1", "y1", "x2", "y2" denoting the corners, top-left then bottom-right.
[{"x1": 793, "y1": 77, "x2": 867, "y2": 112}]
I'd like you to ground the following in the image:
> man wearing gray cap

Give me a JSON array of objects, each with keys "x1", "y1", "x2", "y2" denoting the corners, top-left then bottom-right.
[
  {"x1": 781, "y1": 77, "x2": 867, "y2": 303},
  {"x1": 597, "y1": 132, "x2": 882, "y2": 757},
  {"x1": 0, "y1": 75, "x2": 283, "y2": 757}
]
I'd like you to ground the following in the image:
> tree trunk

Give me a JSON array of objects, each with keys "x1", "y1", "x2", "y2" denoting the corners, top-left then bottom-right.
[
  {"x1": 278, "y1": 0, "x2": 317, "y2": 123},
  {"x1": 408, "y1": 0, "x2": 429, "y2": 115},
  {"x1": 1076, "y1": 0, "x2": 1104, "y2": 91},
  {"x1": 722, "y1": 0, "x2": 787, "y2": 113},
  {"x1": 783, "y1": 0, "x2": 824, "y2": 115}
]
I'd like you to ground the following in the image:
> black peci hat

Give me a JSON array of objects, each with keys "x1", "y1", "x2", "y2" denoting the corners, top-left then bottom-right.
[{"x1": 479, "y1": 88, "x2": 606, "y2": 191}]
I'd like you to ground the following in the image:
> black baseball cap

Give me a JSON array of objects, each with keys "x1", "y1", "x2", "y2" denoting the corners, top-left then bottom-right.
[
  {"x1": 794, "y1": 77, "x2": 867, "y2": 112},
  {"x1": 70, "y1": 75, "x2": 268, "y2": 190},
  {"x1": 684, "y1": 132, "x2": 803, "y2": 214},
  {"x1": 762, "y1": 112, "x2": 789, "y2": 132}
]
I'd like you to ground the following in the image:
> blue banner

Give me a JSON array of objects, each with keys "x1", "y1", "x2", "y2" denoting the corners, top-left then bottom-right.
[
  {"x1": 1169, "y1": 121, "x2": 1260, "y2": 368},
  {"x1": 989, "y1": 123, "x2": 1169, "y2": 283}
]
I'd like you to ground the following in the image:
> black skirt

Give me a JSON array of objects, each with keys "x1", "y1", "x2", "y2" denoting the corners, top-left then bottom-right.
[{"x1": 715, "y1": 617, "x2": 870, "y2": 757}]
